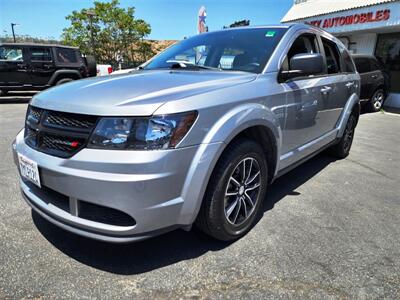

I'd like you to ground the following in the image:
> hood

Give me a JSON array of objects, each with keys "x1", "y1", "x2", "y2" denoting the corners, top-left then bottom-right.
[{"x1": 31, "y1": 70, "x2": 257, "y2": 116}]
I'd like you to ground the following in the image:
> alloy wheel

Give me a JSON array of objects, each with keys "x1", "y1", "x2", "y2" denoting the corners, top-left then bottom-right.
[
  {"x1": 343, "y1": 116, "x2": 355, "y2": 153},
  {"x1": 224, "y1": 157, "x2": 262, "y2": 226},
  {"x1": 373, "y1": 91, "x2": 384, "y2": 110}
]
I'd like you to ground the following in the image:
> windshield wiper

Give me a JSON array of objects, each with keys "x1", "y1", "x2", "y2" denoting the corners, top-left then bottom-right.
[{"x1": 166, "y1": 60, "x2": 220, "y2": 71}]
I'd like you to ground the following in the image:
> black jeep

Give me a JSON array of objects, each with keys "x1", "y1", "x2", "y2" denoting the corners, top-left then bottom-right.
[{"x1": 0, "y1": 43, "x2": 96, "y2": 96}]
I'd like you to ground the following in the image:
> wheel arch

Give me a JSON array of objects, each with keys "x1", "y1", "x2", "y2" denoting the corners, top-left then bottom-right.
[
  {"x1": 48, "y1": 70, "x2": 82, "y2": 86},
  {"x1": 178, "y1": 103, "x2": 282, "y2": 225}
]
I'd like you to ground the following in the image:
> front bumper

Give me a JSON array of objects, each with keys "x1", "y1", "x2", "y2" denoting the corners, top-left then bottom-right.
[{"x1": 13, "y1": 129, "x2": 222, "y2": 243}]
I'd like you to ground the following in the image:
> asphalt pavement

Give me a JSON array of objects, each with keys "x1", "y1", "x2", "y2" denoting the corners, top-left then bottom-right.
[{"x1": 1, "y1": 95, "x2": 399, "y2": 299}]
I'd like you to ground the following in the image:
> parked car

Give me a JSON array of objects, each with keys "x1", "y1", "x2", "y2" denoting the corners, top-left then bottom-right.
[
  {"x1": 13, "y1": 24, "x2": 360, "y2": 243},
  {"x1": 352, "y1": 54, "x2": 389, "y2": 112},
  {"x1": 97, "y1": 64, "x2": 113, "y2": 76},
  {"x1": 0, "y1": 43, "x2": 96, "y2": 95}
]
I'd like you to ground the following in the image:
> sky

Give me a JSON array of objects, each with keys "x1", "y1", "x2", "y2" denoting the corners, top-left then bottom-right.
[{"x1": 0, "y1": 0, "x2": 293, "y2": 40}]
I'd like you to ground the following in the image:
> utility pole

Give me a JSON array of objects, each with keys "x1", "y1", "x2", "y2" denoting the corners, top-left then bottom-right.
[
  {"x1": 11, "y1": 23, "x2": 19, "y2": 43},
  {"x1": 85, "y1": 10, "x2": 96, "y2": 58}
]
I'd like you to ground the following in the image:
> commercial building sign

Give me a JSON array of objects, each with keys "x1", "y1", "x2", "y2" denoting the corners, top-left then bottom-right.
[
  {"x1": 307, "y1": 9, "x2": 391, "y2": 29},
  {"x1": 298, "y1": 2, "x2": 400, "y2": 34}
]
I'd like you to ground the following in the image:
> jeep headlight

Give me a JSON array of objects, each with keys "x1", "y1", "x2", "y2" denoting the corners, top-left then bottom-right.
[{"x1": 88, "y1": 111, "x2": 197, "y2": 150}]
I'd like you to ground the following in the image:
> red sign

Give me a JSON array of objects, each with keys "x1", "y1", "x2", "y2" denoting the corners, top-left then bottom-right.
[{"x1": 306, "y1": 9, "x2": 391, "y2": 29}]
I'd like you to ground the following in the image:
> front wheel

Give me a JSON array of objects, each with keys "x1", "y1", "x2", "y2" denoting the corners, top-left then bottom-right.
[{"x1": 195, "y1": 139, "x2": 268, "y2": 241}]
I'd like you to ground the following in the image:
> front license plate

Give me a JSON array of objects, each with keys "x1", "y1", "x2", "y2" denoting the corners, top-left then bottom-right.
[{"x1": 18, "y1": 153, "x2": 41, "y2": 188}]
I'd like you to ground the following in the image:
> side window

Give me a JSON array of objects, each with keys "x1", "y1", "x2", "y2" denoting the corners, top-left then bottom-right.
[
  {"x1": 322, "y1": 37, "x2": 341, "y2": 74},
  {"x1": 282, "y1": 34, "x2": 318, "y2": 72},
  {"x1": 56, "y1": 48, "x2": 78, "y2": 63},
  {"x1": 341, "y1": 50, "x2": 356, "y2": 73},
  {"x1": 0, "y1": 46, "x2": 23, "y2": 61},
  {"x1": 30, "y1": 47, "x2": 52, "y2": 61},
  {"x1": 354, "y1": 58, "x2": 371, "y2": 73},
  {"x1": 370, "y1": 58, "x2": 382, "y2": 71}
]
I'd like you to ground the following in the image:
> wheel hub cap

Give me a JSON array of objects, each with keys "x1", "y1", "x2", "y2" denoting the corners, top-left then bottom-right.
[{"x1": 239, "y1": 186, "x2": 245, "y2": 195}]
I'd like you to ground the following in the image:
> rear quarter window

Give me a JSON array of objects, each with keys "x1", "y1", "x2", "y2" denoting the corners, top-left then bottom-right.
[{"x1": 55, "y1": 48, "x2": 78, "y2": 63}]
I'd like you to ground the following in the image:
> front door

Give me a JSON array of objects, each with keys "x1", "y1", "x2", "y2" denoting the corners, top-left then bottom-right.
[
  {"x1": 279, "y1": 33, "x2": 327, "y2": 157},
  {"x1": 28, "y1": 47, "x2": 55, "y2": 86},
  {"x1": 0, "y1": 45, "x2": 30, "y2": 87}
]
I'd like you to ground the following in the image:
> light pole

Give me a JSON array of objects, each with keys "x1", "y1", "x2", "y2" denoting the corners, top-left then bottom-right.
[
  {"x1": 85, "y1": 10, "x2": 96, "y2": 57},
  {"x1": 11, "y1": 23, "x2": 19, "y2": 43}
]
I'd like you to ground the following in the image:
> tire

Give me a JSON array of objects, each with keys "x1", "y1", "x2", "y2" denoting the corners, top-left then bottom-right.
[
  {"x1": 195, "y1": 139, "x2": 268, "y2": 241},
  {"x1": 368, "y1": 89, "x2": 385, "y2": 112},
  {"x1": 328, "y1": 113, "x2": 357, "y2": 159},
  {"x1": 55, "y1": 78, "x2": 73, "y2": 85},
  {"x1": 84, "y1": 55, "x2": 97, "y2": 77}
]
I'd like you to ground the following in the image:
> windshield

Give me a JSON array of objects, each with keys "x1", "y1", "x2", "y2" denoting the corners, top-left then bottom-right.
[{"x1": 144, "y1": 27, "x2": 287, "y2": 73}]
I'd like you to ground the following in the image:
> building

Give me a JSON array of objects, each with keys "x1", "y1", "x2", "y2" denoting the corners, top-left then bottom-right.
[{"x1": 282, "y1": 0, "x2": 400, "y2": 108}]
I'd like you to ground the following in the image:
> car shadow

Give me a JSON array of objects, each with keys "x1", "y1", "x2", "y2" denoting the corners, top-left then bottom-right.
[{"x1": 32, "y1": 152, "x2": 336, "y2": 275}]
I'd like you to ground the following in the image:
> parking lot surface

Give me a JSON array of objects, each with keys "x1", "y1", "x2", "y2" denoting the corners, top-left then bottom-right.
[{"x1": 1, "y1": 96, "x2": 399, "y2": 299}]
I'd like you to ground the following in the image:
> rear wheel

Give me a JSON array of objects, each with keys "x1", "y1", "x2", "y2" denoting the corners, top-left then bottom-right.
[
  {"x1": 368, "y1": 89, "x2": 385, "y2": 112},
  {"x1": 195, "y1": 139, "x2": 268, "y2": 241},
  {"x1": 328, "y1": 113, "x2": 357, "y2": 159}
]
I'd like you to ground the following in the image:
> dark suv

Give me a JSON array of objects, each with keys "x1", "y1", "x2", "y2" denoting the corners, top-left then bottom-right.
[
  {"x1": 352, "y1": 54, "x2": 389, "y2": 112},
  {"x1": 0, "y1": 43, "x2": 96, "y2": 96}
]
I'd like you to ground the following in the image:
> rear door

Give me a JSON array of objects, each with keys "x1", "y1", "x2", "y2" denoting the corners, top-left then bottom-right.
[
  {"x1": 353, "y1": 57, "x2": 374, "y2": 99},
  {"x1": 28, "y1": 47, "x2": 55, "y2": 86},
  {"x1": 317, "y1": 36, "x2": 349, "y2": 127},
  {"x1": 368, "y1": 58, "x2": 385, "y2": 94},
  {"x1": 0, "y1": 45, "x2": 30, "y2": 87}
]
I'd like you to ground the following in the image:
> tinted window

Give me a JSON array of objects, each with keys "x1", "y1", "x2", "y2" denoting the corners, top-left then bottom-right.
[
  {"x1": 30, "y1": 47, "x2": 52, "y2": 61},
  {"x1": 354, "y1": 57, "x2": 371, "y2": 73},
  {"x1": 341, "y1": 50, "x2": 355, "y2": 73},
  {"x1": 369, "y1": 58, "x2": 382, "y2": 71},
  {"x1": 56, "y1": 48, "x2": 78, "y2": 63},
  {"x1": 0, "y1": 46, "x2": 23, "y2": 61},
  {"x1": 144, "y1": 28, "x2": 287, "y2": 73},
  {"x1": 322, "y1": 37, "x2": 341, "y2": 74}
]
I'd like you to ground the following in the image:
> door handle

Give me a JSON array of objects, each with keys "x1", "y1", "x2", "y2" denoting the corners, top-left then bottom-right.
[
  {"x1": 17, "y1": 63, "x2": 28, "y2": 69},
  {"x1": 320, "y1": 86, "x2": 332, "y2": 94},
  {"x1": 345, "y1": 82, "x2": 355, "y2": 88}
]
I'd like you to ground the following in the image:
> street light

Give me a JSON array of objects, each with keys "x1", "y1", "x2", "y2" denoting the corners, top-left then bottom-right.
[
  {"x1": 11, "y1": 23, "x2": 20, "y2": 43},
  {"x1": 85, "y1": 9, "x2": 96, "y2": 57}
]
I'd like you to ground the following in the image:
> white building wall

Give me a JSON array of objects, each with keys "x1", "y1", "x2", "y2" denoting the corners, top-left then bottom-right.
[
  {"x1": 339, "y1": 33, "x2": 377, "y2": 54},
  {"x1": 348, "y1": 33, "x2": 377, "y2": 54}
]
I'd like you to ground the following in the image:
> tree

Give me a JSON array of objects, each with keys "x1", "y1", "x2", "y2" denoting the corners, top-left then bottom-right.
[{"x1": 62, "y1": 0, "x2": 151, "y2": 66}]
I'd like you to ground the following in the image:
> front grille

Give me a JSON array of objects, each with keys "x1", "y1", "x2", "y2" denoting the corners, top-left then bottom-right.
[
  {"x1": 43, "y1": 111, "x2": 97, "y2": 131},
  {"x1": 24, "y1": 105, "x2": 98, "y2": 158}
]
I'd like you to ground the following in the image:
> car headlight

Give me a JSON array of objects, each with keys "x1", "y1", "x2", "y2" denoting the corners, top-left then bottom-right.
[{"x1": 88, "y1": 111, "x2": 197, "y2": 150}]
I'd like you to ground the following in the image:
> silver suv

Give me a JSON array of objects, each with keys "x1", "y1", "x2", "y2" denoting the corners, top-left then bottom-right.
[{"x1": 13, "y1": 24, "x2": 360, "y2": 243}]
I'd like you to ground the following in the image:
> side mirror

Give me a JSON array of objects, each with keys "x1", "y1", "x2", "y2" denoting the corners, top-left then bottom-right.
[{"x1": 281, "y1": 53, "x2": 324, "y2": 80}]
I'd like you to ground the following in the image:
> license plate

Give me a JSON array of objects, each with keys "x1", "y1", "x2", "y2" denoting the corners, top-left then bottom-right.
[{"x1": 18, "y1": 153, "x2": 41, "y2": 188}]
